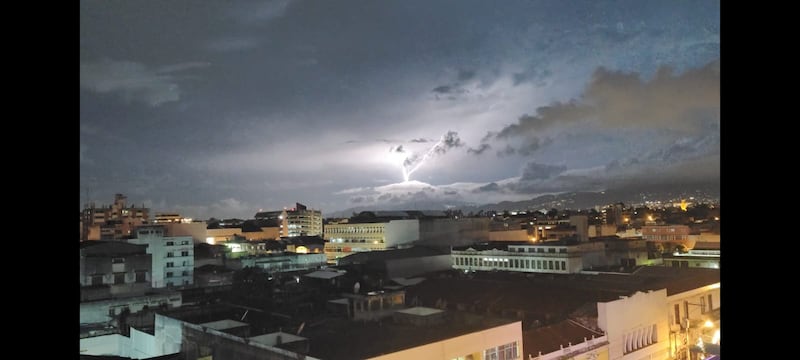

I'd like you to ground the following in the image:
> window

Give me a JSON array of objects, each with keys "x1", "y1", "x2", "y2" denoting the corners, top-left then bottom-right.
[
  {"x1": 91, "y1": 274, "x2": 104, "y2": 285},
  {"x1": 166, "y1": 272, "x2": 174, "y2": 278},
  {"x1": 166, "y1": 241, "x2": 174, "y2": 246},
  {"x1": 167, "y1": 252, "x2": 174, "y2": 258},
  {"x1": 674, "y1": 304, "x2": 680, "y2": 325},
  {"x1": 707, "y1": 294, "x2": 713, "y2": 311},
  {"x1": 549, "y1": 260, "x2": 554, "y2": 270},
  {"x1": 181, "y1": 240, "x2": 190, "y2": 245},
  {"x1": 113, "y1": 272, "x2": 125, "y2": 284},
  {"x1": 683, "y1": 301, "x2": 689, "y2": 321},
  {"x1": 135, "y1": 271, "x2": 146, "y2": 283},
  {"x1": 111, "y1": 258, "x2": 125, "y2": 264},
  {"x1": 700, "y1": 297, "x2": 706, "y2": 313},
  {"x1": 181, "y1": 250, "x2": 189, "y2": 257},
  {"x1": 561, "y1": 261, "x2": 566, "y2": 271},
  {"x1": 166, "y1": 262, "x2": 174, "y2": 268},
  {"x1": 182, "y1": 271, "x2": 190, "y2": 276}
]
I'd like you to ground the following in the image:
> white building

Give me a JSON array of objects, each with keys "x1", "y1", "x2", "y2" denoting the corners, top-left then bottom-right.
[
  {"x1": 451, "y1": 241, "x2": 606, "y2": 274},
  {"x1": 283, "y1": 202, "x2": 323, "y2": 237},
  {"x1": 598, "y1": 289, "x2": 670, "y2": 360},
  {"x1": 129, "y1": 225, "x2": 194, "y2": 288},
  {"x1": 324, "y1": 219, "x2": 419, "y2": 263}
]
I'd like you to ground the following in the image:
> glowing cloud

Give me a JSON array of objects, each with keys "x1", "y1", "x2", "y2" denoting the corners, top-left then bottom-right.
[{"x1": 388, "y1": 131, "x2": 463, "y2": 182}]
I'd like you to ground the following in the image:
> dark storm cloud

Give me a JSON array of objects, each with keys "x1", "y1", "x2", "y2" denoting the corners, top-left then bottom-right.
[
  {"x1": 520, "y1": 162, "x2": 568, "y2": 181},
  {"x1": 81, "y1": 1, "x2": 719, "y2": 217},
  {"x1": 80, "y1": 59, "x2": 210, "y2": 106},
  {"x1": 467, "y1": 144, "x2": 491, "y2": 155},
  {"x1": 350, "y1": 196, "x2": 366, "y2": 204},
  {"x1": 497, "y1": 145, "x2": 516, "y2": 157},
  {"x1": 494, "y1": 60, "x2": 720, "y2": 142},
  {"x1": 473, "y1": 182, "x2": 501, "y2": 193},
  {"x1": 439, "y1": 131, "x2": 464, "y2": 151},
  {"x1": 458, "y1": 70, "x2": 476, "y2": 81}
]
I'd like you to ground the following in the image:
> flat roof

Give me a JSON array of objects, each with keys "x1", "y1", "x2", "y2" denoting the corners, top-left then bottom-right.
[
  {"x1": 302, "y1": 314, "x2": 517, "y2": 360},
  {"x1": 198, "y1": 319, "x2": 249, "y2": 330},
  {"x1": 395, "y1": 306, "x2": 444, "y2": 317},
  {"x1": 248, "y1": 332, "x2": 306, "y2": 346},
  {"x1": 304, "y1": 270, "x2": 346, "y2": 279}
]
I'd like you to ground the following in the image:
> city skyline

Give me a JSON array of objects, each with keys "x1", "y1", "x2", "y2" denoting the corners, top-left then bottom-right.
[{"x1": 81, "y1": 1, "x2": 720, "y2": 220}]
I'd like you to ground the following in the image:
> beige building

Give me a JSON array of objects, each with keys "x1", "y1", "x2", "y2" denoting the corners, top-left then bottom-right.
[
  {"x1": 283, "y1": 202, "x2": 323, "y2": 237},
  {"x1": 323, "y1": 219, "x2": 419, "y2": 264},
  {"x1": 81, "y1": 193, "x2": 150, "y2": 240},
  {"x1": 451, "y1": 241, "x2": 606, "y2": 274}
]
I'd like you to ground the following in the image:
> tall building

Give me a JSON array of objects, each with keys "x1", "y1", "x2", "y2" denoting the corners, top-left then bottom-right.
[
  {"x1": 129, "y1": 225, "x2": 194, "y2": 288},
  {"x1": 324, "y1": 212, "x2": 419, "y2": 264},
  {"x1": 81, "y1": 193, "x2": 150, "y2": 241},
  {"x1": 282, "y1": 202, "x2": 323, "y2": 237}
]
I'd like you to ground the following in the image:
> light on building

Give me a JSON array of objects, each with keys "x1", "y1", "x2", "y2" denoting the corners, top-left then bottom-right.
[
  {"x1": 704, "y1": 320, "x2": 714, "y2": 328},
  {"x1": 205, "y1": 237, "x2": 215, "y2": 245}
]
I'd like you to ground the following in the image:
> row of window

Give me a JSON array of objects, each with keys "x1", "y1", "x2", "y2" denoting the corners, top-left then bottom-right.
[
  {"x1": 90, "y1": 271, "x2": 147, "y2": 285},
  {"x1": 166, "y1": 251, "x2": 191, "y2": 257},
  {"x1": 509, "y1": 247, "x2": 566, "y2": 253},
  {"x1": 673, "y1": 294, "x2": 715, "y2": 325},
  {"x1": 165, "y1": 261, "x2": 191, "y2": 268},
  {"x1": 165, "y1": 271, "x2": 191, "y2": 278},
  {"x1": 326, "y1": 226, "x2": 384, "y2": 234},
  {"x1": 164, "y1": 240, "x2": 191, "y2": 246},
  {"x1": 484, "y1": 341, "x2": 519, "y2": 360},
  {"x1": 623, "y1": 324, "x2": 657, "y2": 355},
  {"x1": 454, "y1": 256, "x2": 567, "y2": 271}
]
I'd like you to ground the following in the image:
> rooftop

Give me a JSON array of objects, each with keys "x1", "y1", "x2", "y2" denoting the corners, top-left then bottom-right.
[{"x1": 300, "y1": 313, "x2": 516, "y2": 360}]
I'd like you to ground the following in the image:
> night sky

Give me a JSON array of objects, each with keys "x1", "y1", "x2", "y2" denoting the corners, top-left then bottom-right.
[{"x1": 80, "y1": 0, "x2": 720, "y2": 220}]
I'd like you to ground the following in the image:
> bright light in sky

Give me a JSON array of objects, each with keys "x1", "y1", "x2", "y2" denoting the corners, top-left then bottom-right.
[{"x1": 80, "y1": 1, "x2": 719, "y2": 219}]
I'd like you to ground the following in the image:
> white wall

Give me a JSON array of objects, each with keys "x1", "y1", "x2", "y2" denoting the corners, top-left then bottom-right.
[
  {"x1": 385, "y1": 219, "x2": 420, "y2": 248},
  {"x1": 597, "y1": 289, "x2": 670, "y2": 360},
  {"x1": 130, "y1": 327, "x2": 159, "y2": 359},
  {"x1": 154, "y1": 313, "x2": 183, "y2": 356}
]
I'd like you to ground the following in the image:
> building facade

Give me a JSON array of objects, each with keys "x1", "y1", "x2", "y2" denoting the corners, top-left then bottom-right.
[
  {"x1": 81, "y1": 193, "x2": 150, "y2": 240},
  {"x1": 129, "y1": 225, "x2": 194, "y2": 288},
  {"x1": 324, "y1": 219, "x2": 419, "y2": 264},
  {"x1": 451, "y1": 242, "x2": 606, "y2": 274},
  {"x1": 80, "y1": 241, "x2": 152, "y2": 300}
]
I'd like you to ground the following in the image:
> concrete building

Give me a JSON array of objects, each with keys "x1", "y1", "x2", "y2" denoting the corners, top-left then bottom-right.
[
  {"x1": 451, "y1": 241, "x2": 606, "y2": 274},
  {"x1": 160, "y1": 221, "x2": 208, "y2": 244},
  {"x1": 282, "y1": 202, "x2": 323, "y2": 237},
  {"x1": 417, "y1": 216, "x2": 490, "y2": 247},
  {"x1": 324, "y1": 217, "x2": 419, "y2": 264},
  {"x1": 405, "y1": 266, "x2": 719, "y2": 360},
  {"x1": 229, "y1": 252, "x2": 327, "y2": 273},
  {"x1": 80, "y1": 241, "x2": 152, "y2": 301},
  {"x1": 129, "y1": 225, "x2": 194, "y2": 288},
  {"x1": 598, "y1": 289, "x2": 670, "y2": 360},
  {"x1": 641, "y1": 225, "x2": 692, "y2": 250},
  {"x1": 80, "y1": 291, "x2": 183, "y2": 324},
  {"x1": 336, "y1": 246, "x2": 452, "y2": 279},
  {"x1": 81, "y1": 193, "x2": 150, "y2": 240},
  {"x1": 177, "y1": 306, "x2": 521, "y2": 360},
  {"x1": 661, "y1": 248, "x2": 720, "y2": 269}
]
